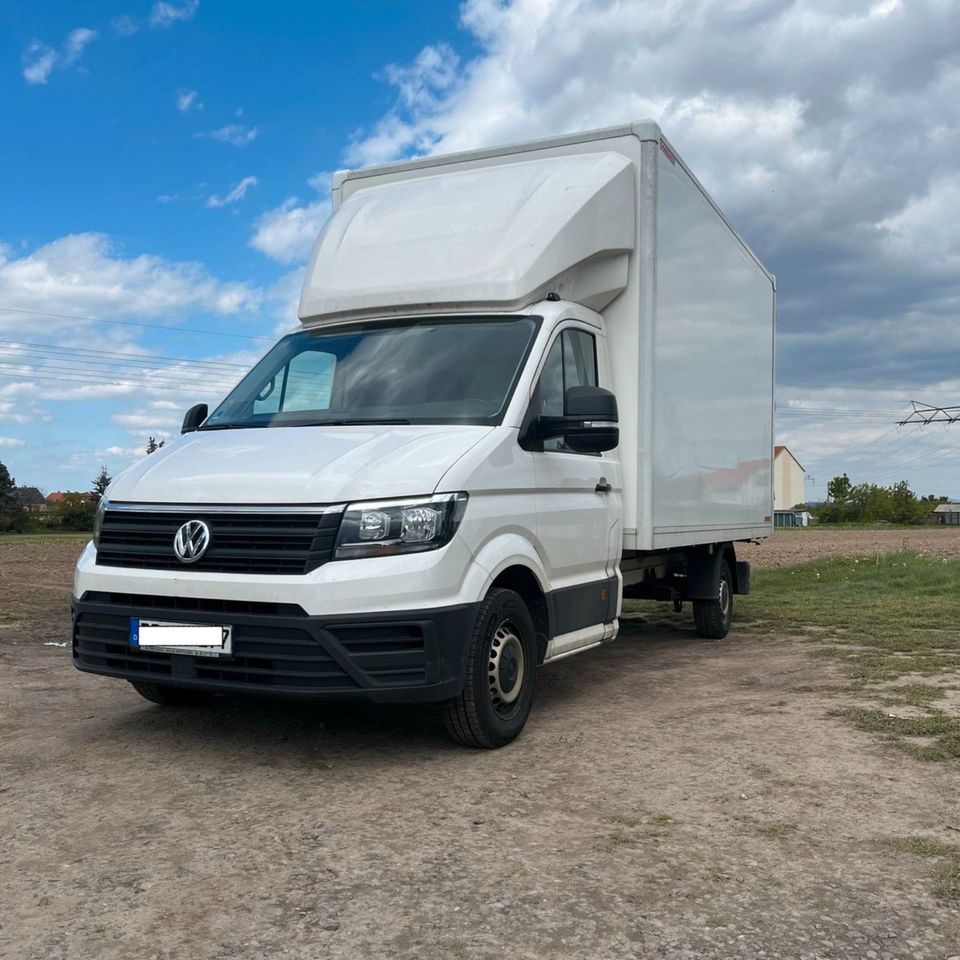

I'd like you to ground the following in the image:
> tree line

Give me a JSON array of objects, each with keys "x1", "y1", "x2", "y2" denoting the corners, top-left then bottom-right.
[
  {"x1": 801, "y1": 474, "x2": 949, "y2": 525},
  {"x1": 0, "y1": 435, "x2": 167, "y2": 533}
]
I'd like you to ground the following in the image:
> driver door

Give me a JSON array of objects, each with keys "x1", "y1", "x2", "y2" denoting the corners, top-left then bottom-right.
[{"x1": 531, "y1": 325, "x2": 622, "y2": 654}]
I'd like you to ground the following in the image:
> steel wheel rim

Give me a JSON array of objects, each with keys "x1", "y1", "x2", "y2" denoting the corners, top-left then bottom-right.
[
  {"x1": 719, "y1": 577, "x2": 730, "y2": 616},
  {"x1": 488, "y1": 619, "x2": 525, "y2": 714}
]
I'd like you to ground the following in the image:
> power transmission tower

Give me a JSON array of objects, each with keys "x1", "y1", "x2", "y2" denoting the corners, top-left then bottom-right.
[{"x1": 896, "y1": 401, "x2": 960, "y2": 426}]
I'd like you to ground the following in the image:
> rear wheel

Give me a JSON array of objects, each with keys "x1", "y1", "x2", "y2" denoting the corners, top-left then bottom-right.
[
  {"x1": 444, "y1": 588, "x2": 537, "y2": 748},
  {"x1": 692, "y1": 558, "x2": 733, "y2": 639},
  {"x1": 129, "y1": 681, "x2": 214, "y2": 707}
]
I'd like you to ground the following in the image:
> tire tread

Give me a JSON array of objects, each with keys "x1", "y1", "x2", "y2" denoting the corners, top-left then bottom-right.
[
  {"x1": 443, "y1": 588, "x2": 531, "y2": 748},
  {"x1": 692, "y1": 559, "x2": 733, "y2": 640}
]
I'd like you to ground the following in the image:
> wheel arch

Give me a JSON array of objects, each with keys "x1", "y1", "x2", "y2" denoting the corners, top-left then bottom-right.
[
  {"x1": 466, "y1": 534, "x2": 551, "y2": 661},
  {"x1": 488, "y1": 565, "x2": 550, "y2": 662},
  {"x1": 684, "y1": 542, "x2": 737, "y2": 599}
]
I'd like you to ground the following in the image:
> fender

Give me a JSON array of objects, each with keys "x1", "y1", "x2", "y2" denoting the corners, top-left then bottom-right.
[
  {"x1": 685, "y1": 543, "x2": 737, "y2": 600},
  {"x1": 464, "y1": 532, "x2": 551, "y2": 601}
]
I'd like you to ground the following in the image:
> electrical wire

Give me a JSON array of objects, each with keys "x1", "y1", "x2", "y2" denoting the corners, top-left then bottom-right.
[
  {"x1": 0, "y1": 360, "x2": 236, "y2": 393},
  {"x1": 0, "y1": 304, "x2": 275, "y2": 342},
  {"x1": 0, "y1": 337, "x2": 252, "y2": 370}
]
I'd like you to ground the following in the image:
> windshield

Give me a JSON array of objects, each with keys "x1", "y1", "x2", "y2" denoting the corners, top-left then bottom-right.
[{"x1": 204, "y1": 316, "x2": 539, "y2": 429}]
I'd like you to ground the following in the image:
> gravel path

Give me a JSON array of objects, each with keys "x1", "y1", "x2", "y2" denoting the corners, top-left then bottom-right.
[{"x1": 1, "y1": 541, "x2": 958, "y2": 959}]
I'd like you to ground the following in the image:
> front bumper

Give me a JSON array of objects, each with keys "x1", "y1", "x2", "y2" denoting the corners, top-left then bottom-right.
[{"x1": 72, "y1": 592, "x2": 478, "y2": 703}]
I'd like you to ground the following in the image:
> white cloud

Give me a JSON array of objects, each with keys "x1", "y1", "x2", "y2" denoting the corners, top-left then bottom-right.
[
  {"x1": 176, "y1": 88, "x2": 203, "y2": 113},
  {"x1": 249, "y1": 171, "x2": 333, "y2": 264},
  {"x1": 200, "y1": 123, "x2": 259, "y2": 147},
  {"x1": 0, "y1": 233, "x2": 261, "y2": 325},
  {"x1": 111, "y1": 15, "x2": 140, "y2": 37},
  {"x1": 0, "y1": 233, "x2": 271, "y2": 474},
  {"x1": 879, "y1": 175, "x2": 960, "y2": 277},
  {"x1": 22, "y1": 43, "x2": 58, "y2": 85},
  {"x1": 22, "y1": 28, "x2": 97, "y2": 85},
  {"x1": 206, "y1": 176, "x2": 258, "y2": 209},
  {"x1": 0, "y1": 437, "x2": 26, "y2": 448},
  {"x1": 63, "y1": 28, "x2": 97, "y2": 63},
  {"x1": 149, "y1": 0, "x2": 199, "y2": 29},
  {"x1": 346, "y1": 1, "x2": 960, "y2": 378},
  {"x1": 250, "y1": 198, "x2": 330, "y2": 264}
]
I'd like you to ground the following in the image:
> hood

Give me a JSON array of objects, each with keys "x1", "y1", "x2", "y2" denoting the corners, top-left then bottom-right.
[{"x1": 107, "y1": 425, "x2": 492, "y2": 505}]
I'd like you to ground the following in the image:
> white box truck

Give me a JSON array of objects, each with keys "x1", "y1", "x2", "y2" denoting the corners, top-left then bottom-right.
[{"x1": 72, "y1": 122, "x2": 775, "y2": 747}]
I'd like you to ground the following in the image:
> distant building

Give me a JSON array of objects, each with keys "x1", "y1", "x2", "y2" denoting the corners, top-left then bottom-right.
[
  {"x1": 933, "y1": 502, "x2": 960, "y2": 526},
  {"x1": 773, "y1": 445, "x2": 805, "y2": 510},
  {"x1": 46, "y1": 491, "x2": 93, "y2": 505},
  {"x1": 774, "y1": 509, "x2": 813, "y2": 528},
  {"x1": 15, "y1": 486, "x2": 47, "y2": 513}
]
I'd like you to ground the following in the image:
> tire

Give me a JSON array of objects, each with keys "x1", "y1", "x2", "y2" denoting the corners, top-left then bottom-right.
[
  {"x1": 128, "y1": 681, "x2": 215, "y2": 707},
  {"x1": 692, "y1": 558, "x2": 733, "y2": 639},
  {"x1": 443, "y1": 588, "x2": 538, "y2": 749}
]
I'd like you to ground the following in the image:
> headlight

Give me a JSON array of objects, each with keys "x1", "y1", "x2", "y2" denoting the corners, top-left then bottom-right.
[
  {"x1": 93, "y1": 498, "x2": 108, "y2": 547},
  {"x1": 334, "y1": 493, "x2": 468, "y2": 560}
]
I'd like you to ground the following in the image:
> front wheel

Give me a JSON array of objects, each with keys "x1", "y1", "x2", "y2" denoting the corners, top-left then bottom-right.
[
  {"x1": 444, "y1": 588, "x2": 538, "y2": 748},
  {"x1": 692, "y1": 559, "x2": 733, "y2": 639}
]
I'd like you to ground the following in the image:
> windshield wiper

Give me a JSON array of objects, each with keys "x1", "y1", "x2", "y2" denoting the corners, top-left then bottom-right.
[
  {"x1": 307, "y1": 418, "x2": 412, "y2": 426},
  {"x1": 200, "y1": 418, "x2": 412, "y2": 430},
  {"x1": 199, "y1": 421, "x2": 269, "y2": 431}
]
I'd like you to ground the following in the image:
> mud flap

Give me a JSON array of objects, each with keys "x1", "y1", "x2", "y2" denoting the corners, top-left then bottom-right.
[{"x1": 734, "y1": 560, "x2": 751, "y2": 595}]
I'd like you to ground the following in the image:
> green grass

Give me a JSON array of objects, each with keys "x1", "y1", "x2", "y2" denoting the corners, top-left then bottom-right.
[
  {"x1": 625, "y1": 551, "x2": 960, "y2": 760},
  {"x1": 885, "y1": 836, "x2": 960, "y2": 900},
  {"x1": 887, "y1": 836, "x2": 958, "y2": 858},
  {"x1": 876, "y1": 683, "x2": 950, "y2": 707},
  {"x1": 933, "y1": 862, "x2": 960, "y2": 900},
  {"x1": 736, "y1": 552, "x2": 960, "y2": 680},
  {"x1": 742, "y1": 553, "x2": 960, "y2": 760},
  {"x1": 838, "y1": 708, "x2": 960, "y2": 760}
]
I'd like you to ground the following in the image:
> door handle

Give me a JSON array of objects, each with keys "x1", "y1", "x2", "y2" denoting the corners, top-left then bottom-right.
[{"x1": 595, "y1": 478, "x2": 612, "y2": 494}]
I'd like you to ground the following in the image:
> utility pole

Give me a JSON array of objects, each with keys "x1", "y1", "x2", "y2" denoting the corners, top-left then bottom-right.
[{"x1": 896, "y1": 402, "x2": 960, "y2": 426}]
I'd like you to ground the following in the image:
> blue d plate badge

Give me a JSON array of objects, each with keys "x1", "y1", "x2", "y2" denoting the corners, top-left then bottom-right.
[{"x1": 129, "y1": 619, "x2": 232, "y2": 657}]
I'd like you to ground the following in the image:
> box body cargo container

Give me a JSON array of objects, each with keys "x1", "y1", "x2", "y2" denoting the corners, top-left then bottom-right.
[
  {"x1": 305, "y1": 122, "x2": 775, "y2": 553},
  {"x1": 72, "y1": 122, "x2": 775, "y2": 747}
]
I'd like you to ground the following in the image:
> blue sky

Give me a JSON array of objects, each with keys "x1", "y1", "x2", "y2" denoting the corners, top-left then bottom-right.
[
  {"x1": 1, "y1": 0, "x2": 959, "y2": 500},
  {"x1": 0, "y1": 1, "x2": 471, "y2": 491}
]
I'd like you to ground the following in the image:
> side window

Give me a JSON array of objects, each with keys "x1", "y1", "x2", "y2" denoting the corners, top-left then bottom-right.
[
  {"x1": 539, "y1": 338, "x2": 564, "y2": 419},
  {"x1": 537, "y1": 328, "x2": 598, "y2": 452},
  {"x1": 563, "y1": 329, "x2": 597, "y2": 389}
]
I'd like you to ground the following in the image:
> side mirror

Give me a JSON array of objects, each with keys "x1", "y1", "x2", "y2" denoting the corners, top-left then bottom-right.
[
  {"x1": 181, "y1": 403, "x2": 208, "y2": 434},
  {"x1": 538, "y1": 386, "x2": 619, "y2": 453}
]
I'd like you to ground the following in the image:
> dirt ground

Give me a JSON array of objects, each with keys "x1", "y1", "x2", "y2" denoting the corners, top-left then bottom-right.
[
  {"x1": 739, "y1": 525, "x2": 960, "y2": 568},
  {"x1": 2, "y1": 535, "x2": 959, "y2": 960}
]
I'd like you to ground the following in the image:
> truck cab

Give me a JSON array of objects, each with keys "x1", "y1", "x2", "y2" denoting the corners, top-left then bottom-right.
[{"x1": 73, "y1": 122, "x2": 774, "y2": 748}]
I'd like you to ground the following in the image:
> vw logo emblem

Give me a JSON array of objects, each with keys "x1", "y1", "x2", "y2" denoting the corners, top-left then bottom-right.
[{"x1": 173, "y1": 520, "x2": 211, "y2": 564}]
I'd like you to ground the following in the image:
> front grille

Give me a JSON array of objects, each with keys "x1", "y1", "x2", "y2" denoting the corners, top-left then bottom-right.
[
  {"x1": 96, "y1": 506, "x2": 342, "y2": 575},
  {"x1": 73, "y1": 611, "x2": 358, "y2": 691},
  {"x1": 82, "y1": 592, "x2": 304, "y2": 618}
]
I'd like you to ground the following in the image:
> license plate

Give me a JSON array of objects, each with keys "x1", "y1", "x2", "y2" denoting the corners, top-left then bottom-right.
[{"x1": 130, "y1": 619, "x2": 232, "y2": 658}]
